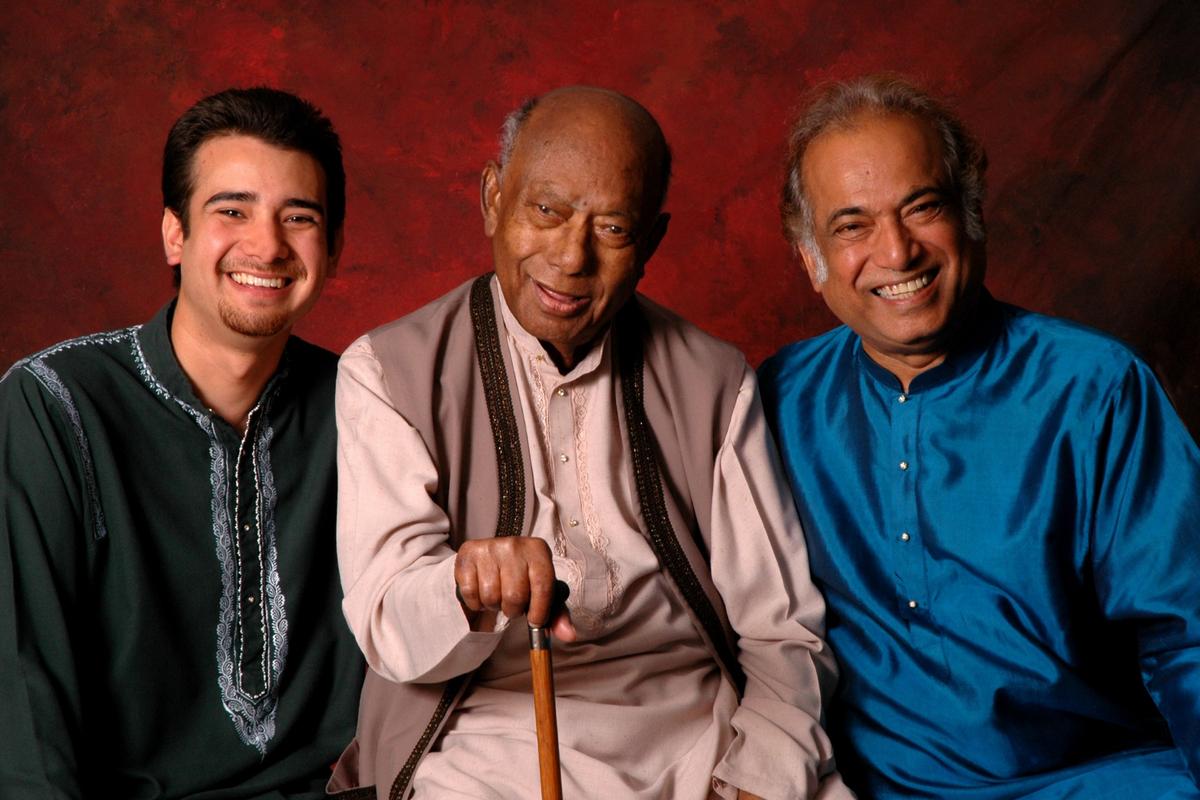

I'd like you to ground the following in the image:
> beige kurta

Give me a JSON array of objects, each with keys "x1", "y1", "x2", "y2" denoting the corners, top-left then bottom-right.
[{"x1": 337, "y1": 279, "x2": 850, "y2": 799}]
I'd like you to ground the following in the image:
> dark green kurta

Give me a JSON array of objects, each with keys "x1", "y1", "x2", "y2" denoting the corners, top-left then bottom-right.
[{"x1": 0, "y1": 302, "x2": 362, "y2": 798}]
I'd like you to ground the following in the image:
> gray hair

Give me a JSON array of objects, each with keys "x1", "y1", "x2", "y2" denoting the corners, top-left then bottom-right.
[
  {"x1": 498, "y1": 96, "x2": 540, "y2": 170},
  {"x1": 781, "y1": 74, "x2": 987, "y2": 282}
]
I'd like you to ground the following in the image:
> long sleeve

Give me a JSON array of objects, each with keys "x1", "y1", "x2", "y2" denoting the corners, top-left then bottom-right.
[
  {"x1": 1088, "y1": 359, "x2": 1200, "y2": 785},
  {"x1": 336, "y1": 336, "x2": 502, "y2": 684},
  {"x1": 708, "y1": 367, "x2": 853, "y2": 800},
  {"x1": 0, "y1": 368, "x2": 87, "y2": 797}
]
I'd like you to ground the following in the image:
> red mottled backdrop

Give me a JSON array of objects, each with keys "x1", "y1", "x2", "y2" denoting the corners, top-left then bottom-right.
[{"x1": 2, "y1": 1, "x2": 1198, "y2": 436}]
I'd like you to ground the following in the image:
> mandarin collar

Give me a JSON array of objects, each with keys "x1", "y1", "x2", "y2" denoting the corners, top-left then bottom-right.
[
  {"x1": 136, "y1": 299, "x2": 293, "y2": 420},
  {"x1": 856, "y1": 289, "x2": 1004, "y2": 395},
  {"x1": 492, "y1": 274, "x2": 612, "y2": 381}
]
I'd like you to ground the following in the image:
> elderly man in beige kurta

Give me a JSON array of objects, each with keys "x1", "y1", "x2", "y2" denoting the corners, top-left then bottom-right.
[{"x1": 330, "y1": 86, "x2": 852, "y2": 800}]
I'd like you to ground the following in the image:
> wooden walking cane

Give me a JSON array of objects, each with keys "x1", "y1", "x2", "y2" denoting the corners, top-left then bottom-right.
[{"x1": 529, "y1": 580, "x2": 569, "y2": 800}]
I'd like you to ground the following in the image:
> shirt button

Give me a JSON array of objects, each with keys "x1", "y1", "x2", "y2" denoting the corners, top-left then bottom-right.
[
  {"x1": 568, "y1": 518, "x2": 579, "y2": 527},
  {"x1": 243, "y1": 523, "x2": 251, "y2": 532},
  {"x1": 556, "y1": 388, "x2": 567, "y2": 397},
  {"x1": 246, "y1": 595, "x2": 256, "y2": 604},
  {"x1": 559, "y1": 453, "x2": 569, "y2": 463},
  {"x1": 898, "y1": 394, "x2": 908, "y2": 403},
  {"x1": 899, "y1": 460, "x2": 909, "y2": 471},
  {"x1": 900, "y1": 531, "x2": 911, "y2": 542},
  {"x1": 908, "y1": 599, "x2": 919, "y2": 609}
]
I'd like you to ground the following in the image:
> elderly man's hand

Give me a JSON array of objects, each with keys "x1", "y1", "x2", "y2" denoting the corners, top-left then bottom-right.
[{"x1": 454, "y1": 537, "x2": 576, "y2": 641}]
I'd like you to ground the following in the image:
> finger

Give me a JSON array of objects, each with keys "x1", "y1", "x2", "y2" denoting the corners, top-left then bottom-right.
[
  {"x1": 474, "y1": 555, "x2": 503, "y2": 612},
  {"x1": 524, "y1": 552, "x2": 557, "y2": 626},
  {"x1": 453, "y1": 559, "x2": 482, "y2": 613},
  {"x1": 498, "y1": 556, "x2": 532, "y2": 621},
  {"x1": 550, "y1": 609, "x2": 577, "y2": 643}
]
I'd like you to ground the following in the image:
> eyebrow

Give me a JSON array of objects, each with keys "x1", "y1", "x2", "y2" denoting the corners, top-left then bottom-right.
[
  {"x1": 203, "y1": 191, "x2": 326, "y2": 215},
  {"x1": 824, "y1": 185, "x2": 945, "y2": 228}
]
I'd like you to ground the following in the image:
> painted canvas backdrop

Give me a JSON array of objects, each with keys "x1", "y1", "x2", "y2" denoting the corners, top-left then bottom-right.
[{"x1": 2, "y1": 1, "x2": 1197, "y2": 437}]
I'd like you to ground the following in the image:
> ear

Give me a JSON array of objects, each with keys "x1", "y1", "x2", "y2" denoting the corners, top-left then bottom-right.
[
  {"x1": 794, "y1": 243, "x2": 824, "y2": 293},
  {"x1": 162, "y1": 208, "x2": 184, "y2": 266},
  {"x1": 636, "y1": 212, "x2": 670, "y2": 274},
  {"x1": 481, "y1": 161, "x2": 502, "y2": 237}
]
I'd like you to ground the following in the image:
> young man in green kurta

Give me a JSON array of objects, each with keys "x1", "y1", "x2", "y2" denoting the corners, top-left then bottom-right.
[{"x1": 0, "y1": 88, "x2": 362, "y2": 798}]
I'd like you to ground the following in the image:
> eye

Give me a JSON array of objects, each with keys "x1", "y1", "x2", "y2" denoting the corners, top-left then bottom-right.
[
  {"x1": 217, "y1": 208, "x2": 245, "y2": 219},
  {"x1": 908, "y1": 199, "x2": 944, "y2": 219},
  {"x1": 833, "y1": 221, "x2": 868, "y2": 239},
  {"x1": 285, "y1": 214, "x2": 318, "y2": 226}
]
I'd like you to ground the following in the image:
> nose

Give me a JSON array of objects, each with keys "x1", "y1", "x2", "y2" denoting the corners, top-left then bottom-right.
[
  {"x1": 547, "y1": 221, "x2": 593, "y2": 275},
  {"x1": 243, "y1": 217, "x2": 290, "y2": 264},
  {"x1": 873, "y1": 217, "x2": 919, "y2": 271}
]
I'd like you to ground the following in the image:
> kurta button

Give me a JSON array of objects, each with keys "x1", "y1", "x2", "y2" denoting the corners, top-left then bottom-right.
[
  {"x1": 568, "y1": 518, "x2": 579, "y2": 527},
  {"x1": 243, "y1": 524, "x2": 251, "y2": 531},
  {"x1": 899, "y1": 460, "x2": 909, "y2": 471},
  {"x1": 556, "y1": 388, "x2": 566, "y2": 397},
  {"x1": 559, "y1": 453, "x2": 569, "y2": 463},
  {"x1": 898, "y1": 394, "x2": 908, "y2": 403},
  {"x1": 900, "y1": 531, "x2": 911, "y2": 541},
  {"x1": 246, "y1": 595, "x2": 255, "y2": 604},
  {"x1": 908, "y1": 599, "x2": 919, "y2": 609}
]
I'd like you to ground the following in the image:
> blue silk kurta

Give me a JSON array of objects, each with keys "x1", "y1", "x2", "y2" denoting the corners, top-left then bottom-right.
[{"x1": 759, "y1": 295, "x2": 1200, "y2": 799}]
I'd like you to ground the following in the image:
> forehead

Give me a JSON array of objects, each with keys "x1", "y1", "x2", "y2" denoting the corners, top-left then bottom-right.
[
  {"x1": 802, "y1": 112, "x2": 946, "y2": 207},
  {"x1": 189, "y1": 134, "x2": 326, "y2": 201},
  {"x1": 505, "y1": 108, "x2": 655, "y2": 208}
]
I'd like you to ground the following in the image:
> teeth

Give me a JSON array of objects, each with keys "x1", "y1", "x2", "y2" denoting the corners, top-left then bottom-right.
[
  {"x1": 231, "y1": 273, "x2": 286, "y2": 289},
  {"x1": 874, "y1": 272, "x2": 932, "y2": 298}
]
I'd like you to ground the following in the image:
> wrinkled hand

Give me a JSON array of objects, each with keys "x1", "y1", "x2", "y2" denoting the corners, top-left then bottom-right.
[{"x1": 454, "y1": 538, "x2": 576, "y2": 641}]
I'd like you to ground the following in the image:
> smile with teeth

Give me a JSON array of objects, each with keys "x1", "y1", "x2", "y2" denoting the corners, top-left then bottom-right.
[
  {"x1": 873, "y1": 270, "x2": 935, "y2": 299},
  {"x1": 230, "y1": 272, "x2": 289, "y2": 289}
]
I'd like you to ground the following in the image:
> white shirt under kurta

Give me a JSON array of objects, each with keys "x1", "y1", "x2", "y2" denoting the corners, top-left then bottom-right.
[{"x1": 336, "y1": 278, "x2": 848, "y2": 799}]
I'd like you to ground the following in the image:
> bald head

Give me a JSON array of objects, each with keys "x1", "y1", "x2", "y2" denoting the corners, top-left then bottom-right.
[
  {"x1": 498, "y1": 86, "x2": 672, "y2": 216},
  {"x1": 480, "y1": 85, "x2": 672, "y2": 371}
]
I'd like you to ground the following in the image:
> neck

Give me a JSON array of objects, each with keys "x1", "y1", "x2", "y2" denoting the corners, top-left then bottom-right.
[
  {"x1": 170, "y1": 306, "x2": 288, "y2": 433},
  {"x1": 862, "y1": 346, "x2": 948, "y2": 393}
]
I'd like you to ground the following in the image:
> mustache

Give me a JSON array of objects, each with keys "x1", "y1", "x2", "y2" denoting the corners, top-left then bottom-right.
[{"x1": 218, "y1": 257, "x2": 305, "y2": 281}]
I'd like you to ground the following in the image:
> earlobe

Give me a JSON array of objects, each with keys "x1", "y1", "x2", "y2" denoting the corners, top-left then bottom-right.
[
  {"x1": 162, "y1": 208, "x2": 184, "y2": 266},
  {"x1": 480, "y1": 162, "x2": 501, "y2": 237},
  {"x1": 796, "y1": 245, "x2": 823, "y2": 293}
]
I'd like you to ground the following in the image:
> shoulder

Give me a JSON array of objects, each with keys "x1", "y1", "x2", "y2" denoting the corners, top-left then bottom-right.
[
  {"x1": 635, "y1": 293, "x2": 747, "y2": 386},
  {"x1": 366, "y1": 277, "x2": 477, "y2": 351},
  {"x1": 2, "y1": 325, "x2": 142, "y2": 402},
  {"x1": 995, "y1": 303, "x2": 1146, "y2": 390},
  {"x1": 758, "y1": 325, "x2": 856, "y2": 402}
]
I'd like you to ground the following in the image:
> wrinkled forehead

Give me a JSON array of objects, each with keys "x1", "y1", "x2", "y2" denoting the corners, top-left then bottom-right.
[{"x1": 802, "y1": 112, "x2": 948, "y2": 197}]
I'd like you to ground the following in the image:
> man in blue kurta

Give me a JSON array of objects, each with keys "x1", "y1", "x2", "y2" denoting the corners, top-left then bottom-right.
[{"x1": 759, "y1": 74, "x2": 1200, "y2": 798}]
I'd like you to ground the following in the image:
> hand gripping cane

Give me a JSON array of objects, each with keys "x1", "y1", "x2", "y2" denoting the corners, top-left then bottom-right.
[{"x1": 529, "y1": 580, "x2": 570, "y2": 800}]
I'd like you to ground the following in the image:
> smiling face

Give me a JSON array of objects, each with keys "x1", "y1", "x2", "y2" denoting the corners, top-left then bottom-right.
[
  {"x1": 482, "y1": 89, "x2": 667, "y2": 370},
  {"x1": 163, "y1": 134, "x2": 338, "y2": 349},
  {"x1": 799, "y1": 111, "x2": 985, "y2": 381}
]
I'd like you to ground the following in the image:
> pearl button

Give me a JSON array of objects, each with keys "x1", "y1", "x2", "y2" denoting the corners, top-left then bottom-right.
[
  {"x1": 246, "y1": 595, "x2": 256, "y2": 604},
  {"x1": 908, "y1": 600, "x2": 918, "y2": 609},
  {"x1": 899, "y1": 461, "x2": 909, "y2": 471},
  {"x1": 559, "y1": 453, "x2": 569, "y2": 463},
  {"x1": 556, "y1": 388, "x2": 566, "y2": 397},
  {"x1": 900, "y1": 531, "x2": 911, "y2": 542},
  {"x1": 243, "y1": 524, "x2": 251, "y2": 531},
  {"x1": 568, "y1": 519, "x2": 579, "y2": 527},
  {"x1": 898, "y1": 394, "x2": 908, "y2": 403}
]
